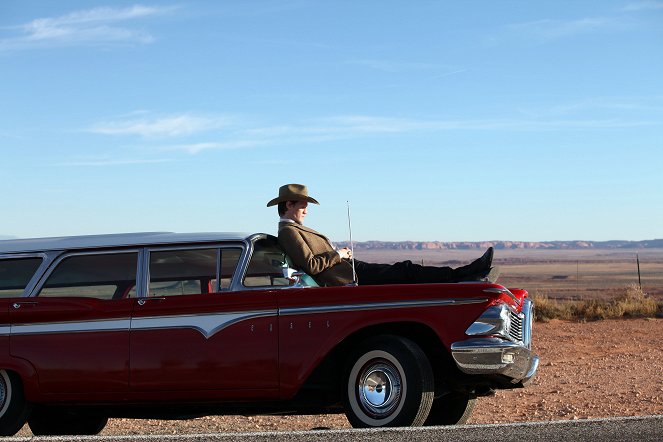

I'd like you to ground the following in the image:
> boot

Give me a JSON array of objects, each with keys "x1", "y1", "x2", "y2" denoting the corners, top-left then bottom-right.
[{"x1": 453, "y1": 247, "x2": 494, "y2": 282}]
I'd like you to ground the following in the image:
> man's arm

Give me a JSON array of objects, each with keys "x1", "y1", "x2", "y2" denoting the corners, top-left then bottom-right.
[{"x1": 278, "y1": 227, "x2": 342, "y2": 276}]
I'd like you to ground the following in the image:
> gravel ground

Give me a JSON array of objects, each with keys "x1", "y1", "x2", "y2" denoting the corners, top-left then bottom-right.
[{"x1": 15, "y1": 318, "x2": 663, "y2": 436}]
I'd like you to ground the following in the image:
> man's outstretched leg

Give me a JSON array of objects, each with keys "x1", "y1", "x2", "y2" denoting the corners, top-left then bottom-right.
[
  {"x1": 354, "y1": 247, "x2": 495, "y2": 285},
  {"x1": 409, "y1": 247, "x2": 494, "y2": 283}
]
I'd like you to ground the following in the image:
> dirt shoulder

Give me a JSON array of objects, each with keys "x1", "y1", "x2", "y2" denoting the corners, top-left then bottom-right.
[
  {"x1": 469, "y1": 318, "x2": 663, "y2": 423},
  {"x1": 16, "y1": 319, "x2": 663, "y2": 435}
]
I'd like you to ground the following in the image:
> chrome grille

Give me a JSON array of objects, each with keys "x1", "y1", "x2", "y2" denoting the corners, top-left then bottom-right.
[{"x1": 508, "y1": 310, "x2": 524, "y2": 343}]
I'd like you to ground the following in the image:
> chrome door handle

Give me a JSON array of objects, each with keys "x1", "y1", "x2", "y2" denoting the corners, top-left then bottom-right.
[
  {"x1": 137, "y1": 297, "x2": 166, "y2": 306},
  {"x1": 12, "y1": 301, "x2": 38, "y2": 309}
]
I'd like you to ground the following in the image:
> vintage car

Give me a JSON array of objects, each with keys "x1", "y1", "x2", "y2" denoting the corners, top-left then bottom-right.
[{"x1": 0, "y1": 232, "x2": 538, "y2": 435}]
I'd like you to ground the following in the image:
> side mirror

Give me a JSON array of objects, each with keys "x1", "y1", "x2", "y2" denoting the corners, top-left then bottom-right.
[
  {"x1": 288, "y1": 271, "x2": 305, "y2": 285},
  {"x1": 282, "y1": 267, "x2": 312, "y2": 288}
]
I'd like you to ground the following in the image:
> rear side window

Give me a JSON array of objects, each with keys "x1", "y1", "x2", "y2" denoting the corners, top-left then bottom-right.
[
  {"x1": 38, "y1": 252, "x2": 138, "y2": 300},
  {"x1": 0, "y1": 257, "x2": 43, "y2": 297},
  {"x1": 148, "y1": 247, "x2": 242, "y2": 296},
  {"x1": 149, "y1": 248, "x2": 217, "y2": 297}
]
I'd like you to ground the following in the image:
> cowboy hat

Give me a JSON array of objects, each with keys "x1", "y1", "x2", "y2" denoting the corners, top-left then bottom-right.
[{"x1": 266, "y1": 184, "x2": 320, "y2": 207}]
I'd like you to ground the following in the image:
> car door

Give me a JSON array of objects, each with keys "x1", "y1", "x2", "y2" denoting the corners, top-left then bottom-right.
[
  {"x1": 129, "y1": 245, "x2": 279, "y2": 396},
  {"x1": 9, "y1": 250, "x2": 136, "y2": 395}
]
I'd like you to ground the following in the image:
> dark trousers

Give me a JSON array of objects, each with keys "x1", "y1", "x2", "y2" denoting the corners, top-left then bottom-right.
[{"x1": 354, "y1": 260, "x2": 465, "y2": 285}]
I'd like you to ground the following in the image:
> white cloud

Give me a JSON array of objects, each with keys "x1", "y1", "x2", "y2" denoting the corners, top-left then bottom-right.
[
  {"x1": 0, "y1": 4, "x2": 175, "y2": 51},
  {"x1": 196, "y1": 115, "x2": 658, "y2": 151},
  {"x1": 622, "y1": 1, "x2": 663, "y2": 11},
  {"x1": 430, "y1": 69, "x2": 468, "y2": 79},
  {"x1": 507, "y1": 16, "x2": 626, "y2": 41},
  {"x1": 346, "y1": 59, "x2": 441, "y2": 73},
  {"x1": 87, "y1": 112, "x2": 657, "y2": 158},
  {"x1": 163, "y1": 140, "x2": 268, "y2": 154},
  {"x1": 313, "y1": 115, "x2": 436, "y2": 133},
  {"x1": 345, "y1": 60, "x2": 469, "y2": 81},
  {"x1": 214, "y1": 115, "x2": 658, "y2": 150},
  {"x1": 541, "y1": 96, "x2": 663, "y2": 116},
  {"x1": 56, "y1": 157, "x2": 174, "y2": 167},
  {"x1": 90, "y1": 114, "x2": 235, "y2": 138},
  {"x1": 310, "y1": 115, "x2": 654, "y2": 133}
]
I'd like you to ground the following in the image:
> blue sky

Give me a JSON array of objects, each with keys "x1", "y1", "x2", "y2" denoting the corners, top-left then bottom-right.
[{"x1": 1, "y1": 1, "x2": 661, "y2": 242}]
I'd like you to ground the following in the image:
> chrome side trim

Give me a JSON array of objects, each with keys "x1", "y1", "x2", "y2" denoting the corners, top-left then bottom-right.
[
  {"x1": 229, "y1": 239, "x2": 253, "y2": 292},
  {"x1": 522, "y1": 298, "x2": 534, "y2": 349},
  {"x1": 137, "y1": 248, "x2": 148, "y2": 299},
  {"x1": 483, "y1": 287, "x2": 521, "y2": 305},
  {"x1": 7, "y1": 310, "x2": 276, "y2": 340},
  {"x1": 280, "y1": 298, "x2": 488, "y2": 316},
  {"x1": 10, "y1": 318, "x2": 131, "y2": 336},
  {"x1": 131, "y1": 310, "x2": 276, "y2": 339}
]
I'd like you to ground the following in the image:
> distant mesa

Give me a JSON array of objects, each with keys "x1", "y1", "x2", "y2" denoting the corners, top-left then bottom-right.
[
  {"x1": 2, "y1": 235, "x2": 662, "y2": 250},
  {"x1": 334, "y1": 239, "x2": 663, "y2": 250}
]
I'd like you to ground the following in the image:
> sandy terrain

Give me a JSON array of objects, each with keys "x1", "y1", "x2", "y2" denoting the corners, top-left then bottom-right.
[
  {"x1": 16, "y1": 318, "x2": 657, "y2": 436},
  {"x1": 470, "y1": 318, "x2": 662, "y2": 423}
]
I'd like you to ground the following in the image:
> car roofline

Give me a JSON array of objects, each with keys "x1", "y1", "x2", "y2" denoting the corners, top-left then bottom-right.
[{"x1": 0, "y1": 232, "x2": 269, "y2": 254}]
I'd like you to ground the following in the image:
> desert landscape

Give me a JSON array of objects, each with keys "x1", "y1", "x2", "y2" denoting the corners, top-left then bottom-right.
[
  {"x1": 13, "y1": 246, "x2": 663, "y2": 436},
  {"x1": 351, "y1": 245, "x2": 663, "y2": 302}
]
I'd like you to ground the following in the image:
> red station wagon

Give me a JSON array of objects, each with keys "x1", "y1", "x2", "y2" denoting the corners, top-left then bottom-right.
[{"x1": 0, "y1": 232, "x2": 538, "y2": 435}]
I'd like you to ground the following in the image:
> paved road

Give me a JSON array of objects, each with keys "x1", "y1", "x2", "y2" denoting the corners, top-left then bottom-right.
[{"x1": 7, "y1": 415, "x2": 663, "y2": 441}]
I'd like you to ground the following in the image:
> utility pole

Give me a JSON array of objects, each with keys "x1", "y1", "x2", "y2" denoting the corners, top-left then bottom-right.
[
  {"x1": 637, "y1": 253, "x2": 642, "y2": 290},
  {"x1": 576, "y1": 260, "x2": 579, "y2": 298}
]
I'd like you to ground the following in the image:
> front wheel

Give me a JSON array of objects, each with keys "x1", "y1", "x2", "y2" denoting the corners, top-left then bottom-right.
[
  {"x1": 0, "y1": 370, "x2": 30, "y2": 436},
  {"x1": 343, "y1": 335, "x2": 434, "y2": 428},
  {"x1": 28, "y1": 408, "x2": 108, "y2": 436},
  {"x1": 424, "y1": 391, "x2": 476, "y2": 425}
]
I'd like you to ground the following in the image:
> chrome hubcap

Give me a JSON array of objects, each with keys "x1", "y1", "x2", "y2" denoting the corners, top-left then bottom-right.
[{"x1": 357, "y1": 361, "x2": 402, "y2": 418}]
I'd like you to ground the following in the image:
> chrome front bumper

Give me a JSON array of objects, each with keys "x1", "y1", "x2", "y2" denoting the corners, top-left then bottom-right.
[{"x1": 451, "y1": 338, "x2": 539, "y2": 385}]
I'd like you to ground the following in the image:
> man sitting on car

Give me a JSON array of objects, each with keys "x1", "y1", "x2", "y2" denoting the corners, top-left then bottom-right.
[{"x1": 268, "y1": 183, "x2": 495, "y2": 287}]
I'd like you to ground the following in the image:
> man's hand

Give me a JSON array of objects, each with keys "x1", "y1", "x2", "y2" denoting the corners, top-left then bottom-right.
[{"x1": 338, "y1": 247, "x2": 353, "y2": 260}]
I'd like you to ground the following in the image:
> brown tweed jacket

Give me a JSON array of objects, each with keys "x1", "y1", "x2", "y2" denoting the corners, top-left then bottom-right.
[{"x1": 278, "y1": 221, "x2": 354, "y2": 286}]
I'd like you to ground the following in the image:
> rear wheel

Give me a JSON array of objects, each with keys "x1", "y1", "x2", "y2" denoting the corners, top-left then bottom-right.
[
  {"x1": 343, "y1": 335, "x2": 434, "y2": 428},
  {"x1": 424, "y1": 391, "x2": 476, "y2": 425},
  {"x1": 28, "y1": 408, "x2": 108, "y2": 436},
  {"x1": 0, "y1": 370, "x2": 30, "y2": 436}
]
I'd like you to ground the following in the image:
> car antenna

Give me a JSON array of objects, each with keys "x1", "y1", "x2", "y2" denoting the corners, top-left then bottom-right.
[{"x1": 347, "y1": 201, "x2": 358, "y2": 285}]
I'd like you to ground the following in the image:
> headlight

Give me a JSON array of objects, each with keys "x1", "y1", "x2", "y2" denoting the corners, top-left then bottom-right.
[{"x1": 465, "y1": 303, "x2": 512, "y2": 339}]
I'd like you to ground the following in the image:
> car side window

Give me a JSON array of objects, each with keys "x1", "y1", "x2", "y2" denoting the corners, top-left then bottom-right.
[
  {"x1": 38, "y1": 252, "x2": 138, "y2": 299},
  {"x1": 243, "y1": 238, "x2": 290, "y2": 287},
  {"x1": 148, "y1": 247, "x2": 242, "y2": 296},
  {"x1": 149, "y1": 248, "x2": 216, "y2": 297},
  {"x1": 0, "y1": 257, "x2": 43, "y2": 297}
]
